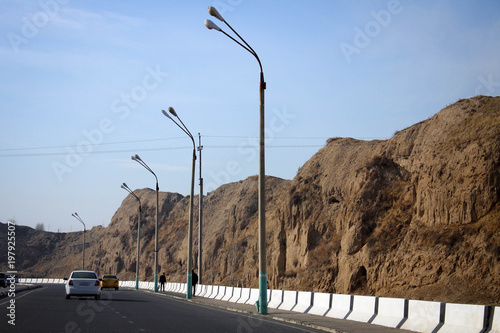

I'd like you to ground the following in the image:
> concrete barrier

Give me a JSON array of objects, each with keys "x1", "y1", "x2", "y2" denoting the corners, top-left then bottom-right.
[
  {"x1": 268, "y1": 290, "x2": 283, "y2": 309},
  {"x1": 246, "y1": 288, "x2": 259, "y2": 305},
  {"x1": 438, "y1": 303, "x2": 487, "y2": 333},
  {"x1": 278, "y1": 290, "x2": 297, "y2": 310},
  {"x1": 326, "y1": 294, "x2": 352, "y2": 319},
  {"x1": 238, "y1": 288, "x2": 251, "y2": 304},
  {"x1": 221, "y1": 287, "x2": 234, "y2": 301},
  {"x1": 205, "y1": 285, "x2": 215, "y2": 298},
  {"x1": 491, "y1": 306, "x2": 500, "y2": 333},
  {"x1": 196, "y1": 284, "x2": 207, "y2": 297},
  {"x1": 228, "y1": 287, "x2": 241, "y2": 303},
  {"x1": 292, "y1": 291, "x2": 313, "y2": 313},
  {"x1": 208, "y1": 285, "x2": 219, "y2": 298},
  {"x1": 371, "y1": 297, "x2": 407, "y2": 328},
  {"x1": 400, "y1": 300, "x2": 443, "y2": 333},
  {"x1": 346, "y1": 295, "x2": 377, "y2": 323},
  {"x1": 308, "y1": 292, "x2": 332, "y2": 316}
]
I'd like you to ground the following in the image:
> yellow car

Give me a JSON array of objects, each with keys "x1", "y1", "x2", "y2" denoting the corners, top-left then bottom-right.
[{"x1": 100, "y1": 275, "x2": 119, "y2": 290}]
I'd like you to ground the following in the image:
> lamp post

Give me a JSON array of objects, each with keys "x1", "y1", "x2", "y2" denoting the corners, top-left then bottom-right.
[
  {"x1": 197, "y1": 133, "x2": 203, "y2": 285},
  {"x1": 131, "y1": 154, "x2": 159, "y2": 292},
  {"x1": 121, "y1": 183, "x2": 142, "y2": 290},
  {"x1": 162, "y1": 107, "x2": 196, "y2": 299},
  {"x1": 71, "y1": 212, "x2": 86, "y2": 271},
  {"x1": 205, "y1": 6, "x2": 268, "y2": 314}
]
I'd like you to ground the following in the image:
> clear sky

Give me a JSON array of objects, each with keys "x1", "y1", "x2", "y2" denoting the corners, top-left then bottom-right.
[{"x1": 1, "y1": 0, "x2": 499, "y2": 233}]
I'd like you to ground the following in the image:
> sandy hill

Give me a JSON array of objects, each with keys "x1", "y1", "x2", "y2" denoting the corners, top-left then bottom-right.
[{"x1": 1, "y1": 95, "x2": 499, "y2": 305}]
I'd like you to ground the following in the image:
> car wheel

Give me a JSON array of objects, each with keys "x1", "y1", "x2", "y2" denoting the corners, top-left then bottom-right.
[
  {"x1": 66, "y1": 294, "x2": 70, "y2": 299},
  {"x1": 95, "y1": 294, "x2": 100, "y2": 300},
  {"x1": 115, "y1": 287, "x2": 119, "y2": 290}
]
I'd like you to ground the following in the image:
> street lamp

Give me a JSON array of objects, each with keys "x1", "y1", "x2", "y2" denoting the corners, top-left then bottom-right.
[
  {"x1": 131, "y1": 154, "x2": 159, "y2": 292},
  {"x1": 71, "y1": 212, "x2": 86, "y2": 271},
  {"x1": 205, "y1": 6, "x2": 268, "y2": 314},
  {"x1": 121, "y1": 182, "x2": 142, "y2": 290},
  {"x1": 161, "y1": 107, "x2": 196, "y2": 299}
]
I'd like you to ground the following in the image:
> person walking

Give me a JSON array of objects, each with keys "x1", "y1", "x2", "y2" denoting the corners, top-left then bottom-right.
[
  {"x1": 192, "y1": 270, "x2": 198, "y2": 296},
  {"x1": 159, "y1": 272, "x2": 166, "y2": 291}
]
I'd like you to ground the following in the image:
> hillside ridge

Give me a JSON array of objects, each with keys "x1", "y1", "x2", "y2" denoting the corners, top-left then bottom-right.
[{"x1": 1, "y1": 95, "x2": 498, "y2": 305}]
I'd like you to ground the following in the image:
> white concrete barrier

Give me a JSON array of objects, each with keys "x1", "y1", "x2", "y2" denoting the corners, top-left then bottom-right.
[
  {"x1": 401, "y1": 300, "x2": 443, "y2": 333},
  {"x1": 268, "y1": 290, "x2": 283, "y2": 309},
  {"x1": 204, "y1": 285, "x2": 214, "y2": 298},
  {"x1": 491, "y1": 306, "x2": 500, "y2": 333},
  {"x1": 228, "y1": 287, "x2": 241, "y2": 302},
  {"x1": 221, "y1": 287, "x2": 234, "y2": 301},
  {"x1": 346, "y1": 295, "x2": 377, "y2": 323},
  {"x1": 438, "y1": 303, "x2": 486, "y2": 333},
  {"x1": 238, "y1": 288, "x2": 251, "y2": 304},
  {"x1": 245, "y1": 288, "x2": 259, "y2": 305},
  {"x1": 278, "y1": 290, "x2": 297, "y2": 310},
  {"x1": 197, "y1": 284, "x2": 207, "y2": 297},
  {"x1": 371, "y1": 297, "x2": 407, "y2": 328},
  {"x1": 209, "y1": 285, "x2": 220, "y2": 298},
  {"x1": 278, "y1": 290, "x2": 297, "y2": 311},
  {"x1": 308, "y1": 292, "x2": 332, "y2": 316},
  {"x1": 326, "y1": 294, "x2": 352, "y2": 319},
  {"x1": 292, "y1": 291, "x2": 313, "y2": 313}
]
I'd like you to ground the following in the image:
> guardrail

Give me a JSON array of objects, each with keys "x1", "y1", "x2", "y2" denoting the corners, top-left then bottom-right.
[{"x1": 15, "y1": 278, "x2": 500, "y2": 332}]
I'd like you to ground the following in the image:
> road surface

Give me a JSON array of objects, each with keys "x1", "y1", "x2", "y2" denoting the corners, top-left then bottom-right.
[{"x1": 0, "y1": 284, "x2": 324, "y2": 332}]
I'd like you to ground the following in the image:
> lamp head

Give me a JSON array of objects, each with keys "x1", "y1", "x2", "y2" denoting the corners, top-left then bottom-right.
[
  {"x1": 205, "y1": 19, "x2": 221, "y2": 31},
  {"x1": 134, "y1": 154, "x2": 141, "y2": 161},
  {"x1": 161, "y1": 109, "x2": 173, "y2": 120},
  {"x1": 168, "y1": 107, "x2": 178, "y2": 117},
  {"x1": 121, "y1": 185, "x2": 126, "y2": 190},
  {"x1": 208, "y1": 6, "x2": 224, "y2": 22}
]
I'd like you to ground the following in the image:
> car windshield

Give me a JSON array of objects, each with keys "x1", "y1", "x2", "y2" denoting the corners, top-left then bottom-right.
[
  {"x1": 71, "y1": 272, "x2": 97, "y2": 279},
  {"x1": 103, "y1": 275, "x2": 117, "y2": 279}
]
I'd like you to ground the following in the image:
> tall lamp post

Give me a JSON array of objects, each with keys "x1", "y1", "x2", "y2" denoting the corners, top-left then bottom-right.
[
  {"x1": 205, "y1": 6, "x2": 268, "y2": 314},
  {"x1": 71, "y1": 212, "x2": 86, "y2": 271},
  {"x1": 131, "y1": 154, "x2": 159, "y2": 292},
  {"x1": 197, "y1": 133, "x2": 203, "y2": 285},
  {"x1": 162, "y1": 107, "x2": 196, "y2": 299},
  {"x1": 121, "y1": 183, "x2": 142, "y2": 290}
]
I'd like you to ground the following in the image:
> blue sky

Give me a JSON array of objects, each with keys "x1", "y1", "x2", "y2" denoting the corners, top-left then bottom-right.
[{"x1": 1, "y1": 0, "x2": 499, "y2": 232}]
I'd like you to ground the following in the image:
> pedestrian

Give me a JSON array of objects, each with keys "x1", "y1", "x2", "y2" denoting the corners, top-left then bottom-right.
[
  {"x1": 192, "y1": 270, "x2": 198, "y2": 296},
  {"x1": 159, "y1": 272, "x2": 166, "y2": 291}
]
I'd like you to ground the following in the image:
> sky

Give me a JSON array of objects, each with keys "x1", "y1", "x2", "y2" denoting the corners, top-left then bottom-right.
[{"x1": 1, "y1": 0, "x2": 499, "y2": 233}]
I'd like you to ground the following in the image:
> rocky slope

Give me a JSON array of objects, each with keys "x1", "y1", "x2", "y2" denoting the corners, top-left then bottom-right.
[{"x1": 1, "y1": 95, "x2": 498, "y2": 305}]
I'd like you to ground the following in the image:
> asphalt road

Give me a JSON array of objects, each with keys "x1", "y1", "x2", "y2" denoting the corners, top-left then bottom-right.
[{"x1": 0, "y1": 284, "x2": 324, "y2": 333}]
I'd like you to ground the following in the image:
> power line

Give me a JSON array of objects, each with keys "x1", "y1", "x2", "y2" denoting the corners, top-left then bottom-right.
[
  {"x1": 0, "y1": 137, "x2": 186, "y2": 152},
  {"x1": 0, "y1": 144, "x2": 325, "y2": 158}
]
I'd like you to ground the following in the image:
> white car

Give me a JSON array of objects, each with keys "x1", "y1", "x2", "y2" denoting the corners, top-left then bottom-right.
[{"x1": 65, "y1": 270, "x2": 101, "y2": 300}]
